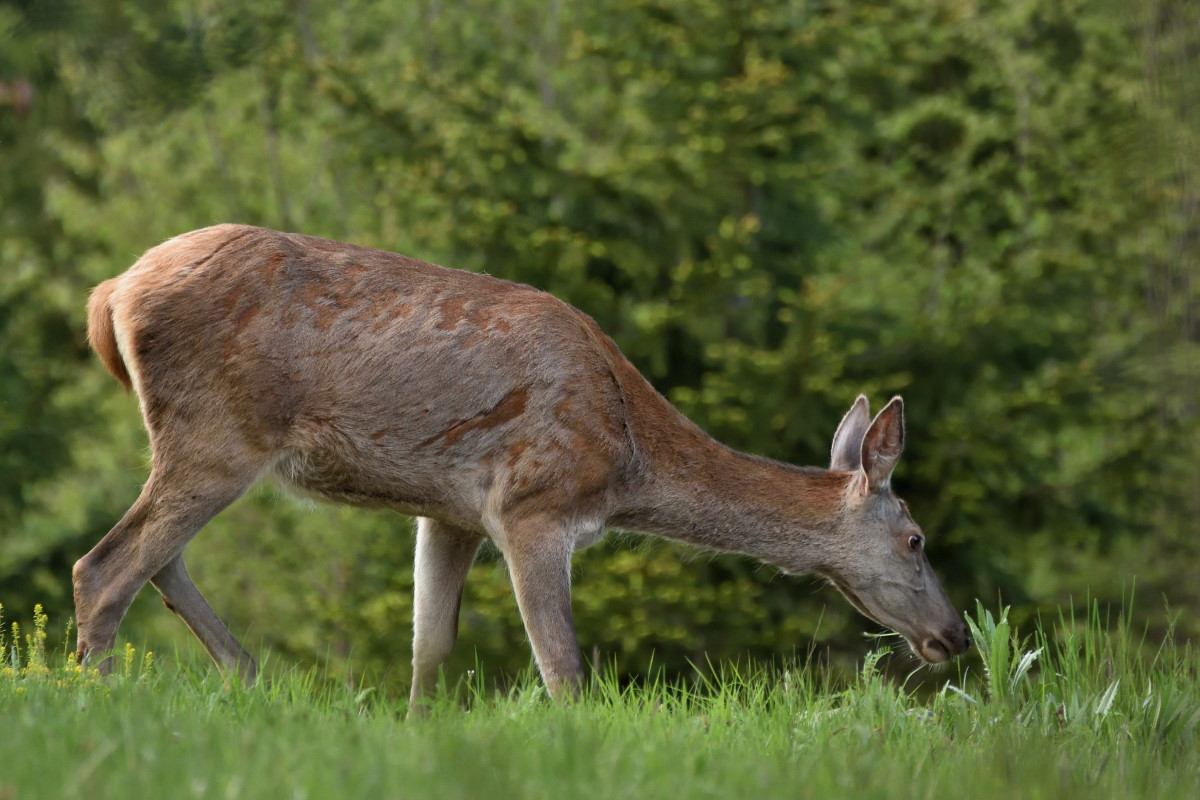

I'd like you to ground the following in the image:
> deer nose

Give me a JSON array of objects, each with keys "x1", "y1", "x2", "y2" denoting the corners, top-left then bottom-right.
[
  {"x1": 918, "y1": 622, "x2": 972, "y2": 663},
  {"x1": 928, "y1": 623, "x2": 971, "y2": 659},
  {"x1": 949, "y1": 621, "x2": 972, "y2": 655}
]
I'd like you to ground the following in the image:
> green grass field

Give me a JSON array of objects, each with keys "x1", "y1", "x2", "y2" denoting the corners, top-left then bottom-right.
[{"x1": 2, "y1": 602, "x2": 1197, "y2": 799}]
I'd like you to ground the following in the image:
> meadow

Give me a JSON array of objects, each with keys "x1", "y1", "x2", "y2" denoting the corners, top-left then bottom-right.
[{"x1": 2, "y1": 601, "x2": 1196, "y2": 799}]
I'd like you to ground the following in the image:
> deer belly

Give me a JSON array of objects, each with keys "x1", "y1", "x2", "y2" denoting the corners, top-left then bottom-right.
[{"x1": 266, "y1": 445, "x2": 473, "y2": 522}]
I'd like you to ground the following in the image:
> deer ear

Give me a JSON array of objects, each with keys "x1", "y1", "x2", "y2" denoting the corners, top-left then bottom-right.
[
  {"x1": 830, "y1": 395, "x2": 871, "y2": 471},
  {"x1": 860, "y1": 396, "x2": 905, "y2": 491}
]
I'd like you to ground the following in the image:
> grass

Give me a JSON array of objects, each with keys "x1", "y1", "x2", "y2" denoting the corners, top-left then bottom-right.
[{"x1": 1, "y1": 601, "x2": 1197, "y2": 799}]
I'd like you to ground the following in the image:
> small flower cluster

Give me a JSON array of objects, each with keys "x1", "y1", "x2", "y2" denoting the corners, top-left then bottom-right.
[{"x1": 0, "y1": 603, "x2": 154, "y2": 690}]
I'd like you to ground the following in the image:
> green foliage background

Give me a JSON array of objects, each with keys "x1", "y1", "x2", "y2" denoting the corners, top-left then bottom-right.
[{"x1": 1, "y1": 0, "x2": 1197, "y2": 688}]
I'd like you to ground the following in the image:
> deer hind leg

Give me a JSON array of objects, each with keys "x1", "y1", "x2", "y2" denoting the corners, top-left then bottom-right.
[
  {"x1": 497, "y1": 518, "x2": 586, "y2": 699},
  {"x1": 150, "y1": 554, "x2": 257, "y2": 681},
  {"x1": 73, "y1": 460, "x2": 259, "y2": 676},
  {"x1": 409, "y1": 517, "x2": 483, "y2": 711}
]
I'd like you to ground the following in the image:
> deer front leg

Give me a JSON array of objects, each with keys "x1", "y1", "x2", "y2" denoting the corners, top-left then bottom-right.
[
  {"x1": 409, "y1": 517, "x2": 483, "y2": 712},
  {"x1": 502, "y1": 528, "x2": 584, "y2": 699}
]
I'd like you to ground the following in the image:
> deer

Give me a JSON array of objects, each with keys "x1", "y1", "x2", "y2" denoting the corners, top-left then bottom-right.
[{"x1": 76, "y1": 224, "x2": 971, "y2": 705}]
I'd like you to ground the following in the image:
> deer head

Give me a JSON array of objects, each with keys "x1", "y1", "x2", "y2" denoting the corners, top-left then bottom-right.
[{"x1": 823, "y1": 395, "x2": 970, "y2": 663}]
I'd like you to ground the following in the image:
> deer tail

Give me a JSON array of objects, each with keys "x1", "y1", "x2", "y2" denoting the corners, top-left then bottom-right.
[{"x1": 87, "y1": 279, "x2": 133, "y2": 391}]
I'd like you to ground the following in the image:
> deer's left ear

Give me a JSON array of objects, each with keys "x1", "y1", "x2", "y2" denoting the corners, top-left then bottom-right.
[
  {"x1": 830, "y1": 395, "x2": 871, "y2": 471},
  {"x1": 860, "y1": 396, "x2": 905, "y2": 492}
]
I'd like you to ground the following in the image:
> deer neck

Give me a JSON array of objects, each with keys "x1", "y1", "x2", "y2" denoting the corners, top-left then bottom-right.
[{"x1": 613, "y1": 417, "x2": 853, "y2": 575}]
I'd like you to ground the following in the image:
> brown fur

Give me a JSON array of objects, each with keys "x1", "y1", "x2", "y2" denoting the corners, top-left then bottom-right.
[{"x1": 75, "y1": 225, "x2": 969, "y2": 708}]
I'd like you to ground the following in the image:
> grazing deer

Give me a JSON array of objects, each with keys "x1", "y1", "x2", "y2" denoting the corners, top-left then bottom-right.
[{"x1": 77, "y1": 225, "x2": 970, "y2": 702}]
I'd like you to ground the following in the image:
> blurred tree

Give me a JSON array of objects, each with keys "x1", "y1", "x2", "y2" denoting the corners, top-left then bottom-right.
[{"x1": 0, "y1": 0, "x2": 121, "y2": 612}]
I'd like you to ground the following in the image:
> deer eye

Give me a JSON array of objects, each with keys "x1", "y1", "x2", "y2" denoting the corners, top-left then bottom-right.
[{"x1": 908, "y1": 534, "x2": 923, "y2": 551}]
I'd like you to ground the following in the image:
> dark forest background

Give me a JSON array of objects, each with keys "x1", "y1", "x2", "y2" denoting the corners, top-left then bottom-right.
[{"x1": 2, "y1": 0, "x2": 1197, "y2": 689}]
